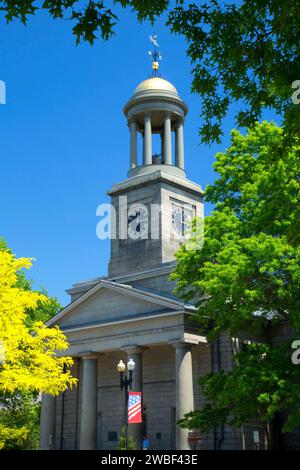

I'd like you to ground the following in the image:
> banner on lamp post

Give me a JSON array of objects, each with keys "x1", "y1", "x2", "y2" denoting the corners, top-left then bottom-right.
[{"x1": 128, "y1": 392, "x2": 142, "y2": 424}]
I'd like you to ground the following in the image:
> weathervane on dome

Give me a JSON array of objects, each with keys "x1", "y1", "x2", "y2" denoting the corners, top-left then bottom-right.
[{"x1": 148, "y1": 34, "x2": 162, "y2": 77}]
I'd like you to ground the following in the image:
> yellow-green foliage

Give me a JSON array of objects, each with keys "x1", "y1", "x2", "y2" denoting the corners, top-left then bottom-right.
[
  {"x1": 0, "y1": 250, "x2": 77, "y2": 395},
  {"x1": 0, "y1": 424, "x2": 29, "y2": 449}
]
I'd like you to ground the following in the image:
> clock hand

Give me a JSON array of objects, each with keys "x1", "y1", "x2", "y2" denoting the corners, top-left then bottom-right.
[{"x1": 128, "y1": 213, "x2": 138, "y2": 223}]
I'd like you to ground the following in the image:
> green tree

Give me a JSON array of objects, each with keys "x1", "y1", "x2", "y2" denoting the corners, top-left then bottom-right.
[
  {"x1": 1, "y1": 1, "x2": 299, "y2": 143},
  {"x1": 171, "y1": 121, "x2": 300, "y2": 434},
  {"x1": 0, "y1": 393, "x2": 41, "y2": 449}
]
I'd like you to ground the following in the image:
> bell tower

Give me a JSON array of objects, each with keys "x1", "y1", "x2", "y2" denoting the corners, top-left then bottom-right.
[
  {"x1": 124, "y1": 75, "x2": 188, "y2": 179},
  {"x1": 108, "y1": 46, "x2": 204, "y2": 278}
]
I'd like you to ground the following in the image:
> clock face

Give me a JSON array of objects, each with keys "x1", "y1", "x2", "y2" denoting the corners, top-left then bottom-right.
[
  {"x1": 127, "y1": 205, "x2": 149, "y2": 239},
  {"x1": 172, "y1": 203, "x2": 194, "y2": 237}
]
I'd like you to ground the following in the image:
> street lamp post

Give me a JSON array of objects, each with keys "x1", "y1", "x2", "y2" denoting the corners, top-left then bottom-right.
[{"x1": 117, "y1": 358, "x2": 136, "y2": 449}]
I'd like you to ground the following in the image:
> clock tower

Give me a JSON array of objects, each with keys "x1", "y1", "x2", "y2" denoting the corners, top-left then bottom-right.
[{"x1": 108, "y1": 74, "x2": 204, "y2": 278}]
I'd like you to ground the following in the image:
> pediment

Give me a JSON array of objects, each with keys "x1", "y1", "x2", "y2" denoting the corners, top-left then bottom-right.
[{"x1": 47, "y1": 280, "x2": 186, "y2": 330}]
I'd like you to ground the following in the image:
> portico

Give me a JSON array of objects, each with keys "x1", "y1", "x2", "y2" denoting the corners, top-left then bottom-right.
[{"x1": 40, "y1": 277, "x2": 207, "y2": 450}]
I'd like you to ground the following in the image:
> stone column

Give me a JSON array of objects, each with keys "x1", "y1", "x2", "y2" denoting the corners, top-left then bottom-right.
[
  {"x1": 129, "y1": 120, "x2": 137, "y2": 169},
  {"x1": 79, "y1": 354, "x2": 98, "y2": 450},
  {"x1": 160, "y1": 130, "x2": 165, "y2": 163},
  {"x1": 39, "y1": 393, "x2": 56, "y2": 450},
  {"x1": 173, "y1": 342, "x2": 194, "y2": 450},
  {"x1": 122, "y1": 346, "x2": 144, "y2": 450},
  {"x1": 164, "y1": 112, "x2": 172, "y2": 165},
  {"x1": 175, "y1": 121, "x2": 184, "y2": 170},
  {"x1": 143, "y1": 115, "x2": 152, "y2": 165}
]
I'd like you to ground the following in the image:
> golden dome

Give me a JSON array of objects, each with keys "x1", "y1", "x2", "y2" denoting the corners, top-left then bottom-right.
[{"x1": 133, "y1": 77, "x2": 178, "y2": 96}]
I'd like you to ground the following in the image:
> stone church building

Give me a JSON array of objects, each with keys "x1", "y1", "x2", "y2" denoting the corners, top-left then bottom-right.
[{"x1": 39, "y1": 71, "x2": 297, "y2": 451}]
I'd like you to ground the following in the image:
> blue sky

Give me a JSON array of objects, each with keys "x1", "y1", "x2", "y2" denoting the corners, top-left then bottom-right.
[{"x1": 0, "y1": 6, "x2": 278, "y2": 305}]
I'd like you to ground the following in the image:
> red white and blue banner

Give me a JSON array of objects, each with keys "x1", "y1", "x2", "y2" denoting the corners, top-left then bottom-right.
[{"x1": 128, "y1": 392, "x2": 142, "y2": 424}]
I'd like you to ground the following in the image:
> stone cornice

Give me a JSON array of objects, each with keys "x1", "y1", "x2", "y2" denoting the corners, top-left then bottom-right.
[
  {"x1": 60, "y1": 309, "x2": 184, "y2": 334},
  {"x1": 108, "y1": 168, "x2": 204, "y2": 197},
  {"x1": 124, "y1": 94, "x2": 188, "y2": 117},
  {"x1": 169, "y1": 333, "x2": 206, "y2": 347}
]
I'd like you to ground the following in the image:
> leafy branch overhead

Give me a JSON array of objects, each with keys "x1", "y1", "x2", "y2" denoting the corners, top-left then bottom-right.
[
  {"x1": 168, "y1": 1, "x2": 300, "y2": 143},
  {"x1": 1, "y1": 1, "x2": 299, "y2": 143},
  {"x1": 0, "y1": 1, "x2": 169, "y2": 43}
]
